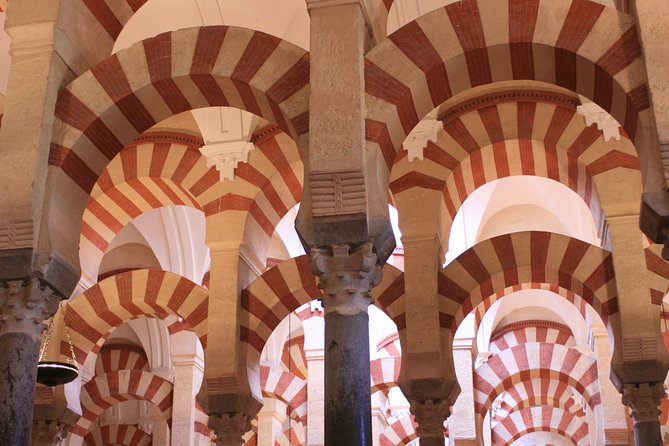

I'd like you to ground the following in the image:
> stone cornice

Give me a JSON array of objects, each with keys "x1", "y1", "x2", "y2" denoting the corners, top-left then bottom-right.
[
  {"x1": 438, "y1": 89, "x2": 580, "y2": 125},
  {"x1": 489, "y1": 319, "x2": 573, "y2": 342}
]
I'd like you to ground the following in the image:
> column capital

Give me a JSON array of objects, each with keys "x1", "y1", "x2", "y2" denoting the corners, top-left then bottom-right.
[
  {"x1": 410, "y1": 398, "x2": 449, "y2": 440},
  {"x1": 210, "y1": 412, "x2": 251, "y2": 446},
  {"x1": 310, "y1": 241, "x2": 382, "y2": 315},
  {"x1": 621, "y1": 382, "x2": 666, "y2": 423},
  {"x1": 0, "y1": 277, "x2": 60, "y2": 341}
]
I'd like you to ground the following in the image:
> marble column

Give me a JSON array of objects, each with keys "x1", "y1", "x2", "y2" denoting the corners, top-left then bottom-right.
[
  {"x1": 303, "y1": 314, "x2": 325, "y2": 446},
  {"x1": 0, "y1": 278, "x2": 59, "y2": 446},
  {"x1": 256, "y1": 399, "x2": 287, "y2": 446},
  {"x1": 171, "y1": 332, "x2": 205, "y2": 446},
  {"x1": 449, "y1": 338, "x2": 479, "y2": 446},
  {"x1": 311, "y1": 242, "x2": 382, "y2": 446}
]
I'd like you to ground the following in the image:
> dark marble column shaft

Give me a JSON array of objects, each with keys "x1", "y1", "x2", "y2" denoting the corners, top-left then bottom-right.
[
  {"x1": 311, "y1": 242, "x2": 381, "y2": 446},
  {"x1": 0, "y1": 279, "x2": 58, "y2": 446},
  {"x1": 324, "y1": 311, "x2": 372, "y2": 446},
  {"x1": 0, "y1": 331, "x2": 40, "y2": 446}
]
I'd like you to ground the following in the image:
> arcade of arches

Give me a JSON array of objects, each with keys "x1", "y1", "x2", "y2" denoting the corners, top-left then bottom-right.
[{"x1": 3, "y1": 0, "x2": 669, "y2": 445}]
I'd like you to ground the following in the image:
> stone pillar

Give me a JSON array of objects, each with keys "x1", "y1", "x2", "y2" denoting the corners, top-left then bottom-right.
[
  {"x1": 591, "y1": 321, "x2": 629, "y2": 445},
  {"x1": 171, "y1": 332, "x2": 205, "y2": 446},
  {"x1": 310, "y1": 242, "x2": 382, "y2": 446},
  {"x1": 449, "y1": 338, "x2": 479, "y2": 446},
  {"x1": 371, "y1": 392, "x2": 388, "y2": 446},
  {"x1": 400, "y1": 232, "x2": 459, "y2": 446},
  {"x1": 607, "y1": 215, "x2": 669, "y2": 446},
  {"x1": 199, "y1": 241, "x2": 263, "y2": 446},
  {"x1": 303, "y1": 314, "x2": 325, "y2": 446},
  {"x1": 256, "y1": 399, "x2": 287, "y2": 446},
  {"x1": 0, "y1": 279, "x2": 59, "y2": 446}
]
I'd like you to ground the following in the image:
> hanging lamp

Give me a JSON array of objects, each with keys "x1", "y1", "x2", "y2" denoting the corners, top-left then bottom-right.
[{"x1": 36, "y1": 302, "x2": 79, "y2": 386}]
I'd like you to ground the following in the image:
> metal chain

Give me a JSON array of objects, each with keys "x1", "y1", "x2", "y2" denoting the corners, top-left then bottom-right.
[
  {"x1": 38, "y1": 314, "x2": 55, "y2": 362},
  {"x1": 62, "y1": 302, "x2": 79, "y2": 368}
]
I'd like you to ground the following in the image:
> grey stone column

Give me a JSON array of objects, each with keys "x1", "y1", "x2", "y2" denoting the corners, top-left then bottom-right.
[
  {"x1": 311, "y1": 242, "x2": 382, "y2": 446},
  {"x1": 621, "y1": 382, "x2": 665, "y2": 446},
  {"x1": 0, "y1": 278, "x2": 59, "y2": 446}
]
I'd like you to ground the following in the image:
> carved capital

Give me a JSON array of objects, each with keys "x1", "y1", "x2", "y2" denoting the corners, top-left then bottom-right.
[
  {"x1": 621, "y1": 382, "x2": 666, "y2": 424},
  {"x1": 0, "y1": 278, "x2": 59, "y2": 341},
  {"x1": 310, "y1": 241, "x2": 382, "y2": 315},
  {"x1": 410, "y1": 398, "x2": 450, "y2": 439},
  {"x1": 209, "y1": 412, "x2": 251, "y2": 446}
]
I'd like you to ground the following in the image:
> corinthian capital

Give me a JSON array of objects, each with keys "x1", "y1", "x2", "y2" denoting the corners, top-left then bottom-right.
[
  {"x1": 0, "y1": 278, "x2": 60, "y2": 340},
  {"x1": 621, "y1": 382, "x2": 666, "y2": 423},
  {"x1": 310, "y1": 241, "x2": 382, "y2": 315},
  {"x1": 210, "y1": 412, "x2": 251, "y2": 446},
  {"x1": 410, "y1": 398, "x2": 450, "y2": 440}
]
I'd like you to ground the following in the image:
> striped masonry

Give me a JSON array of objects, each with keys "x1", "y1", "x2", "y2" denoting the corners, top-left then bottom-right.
[
  {"x1": 379, "y1": 415, "x2": 420, "y2": 446},
  {"x1": 65, "y1": 269, "x2": 208, "y2": 365},
  {"x1": 366, "y1": 0, "x2": 648, "y2": 166},
  {"x1": 370, "y1": 356, "x2": 401, "y2": 393},
  {"x1": 79, "y1": 129, "x2": 302, "y2": 278},
  {"x1": 490, "y1": 406, "x2": 589, "y2": 446},
  {"x1": 439, "y1": 231, "x2": 617, "y2": 334},
  {"x1": 281, "y1": 330, "x2": 307, "y2": 380},
  {"x1": 474, "y1": 343, "x2": 600, "y2": 417},
  {"x1": 493, "y1": 386, "x2": 586, "y2": 422},
  {"x1": 71, "y1": 369, "x2": 173, "y2": 438},
  {"x1": 83, "y1": 424, "x2": 152, "y2": 446},
  {"x1": 489, "y1": 320, "x2": 575, "y2": 354},
  {"x1": 51, "y1": 26, "x2": 309, "y2": 235},
  {"x1": 259, "y1": 365, "x2": 308, "y2": 424},
  {"x1": 94, "y1": 344, "x2": 149, "y2": 375},
  {"x1": 389, "y1": 92, "x2": 642, "y2": 243}
]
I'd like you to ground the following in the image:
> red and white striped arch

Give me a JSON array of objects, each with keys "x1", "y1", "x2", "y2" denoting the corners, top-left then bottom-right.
[
  {"x1": 259, "y1": 365, "x2": 307, "y2": 424},
  {"x1": 80, "y1": 127, "x2": 303, "y2": 280},
  {"x1": 490, "y1": 406, "x2": 589, "y2": 446},
  {"x1": 281, "y1": 330, "x2": 307, "y2": 380},
  {"x1": 370, "y1": 356, "x2": 401, "y2": 393},
  {"x1": 377, "y1": 332, "x2": 401, "y2": 357},
  {"x1": 645, "y1": 244, "x2": 669, "y2": 305},
  {"x1": 70, "y1": 369, "x2": 173, "y2": 439},
  {"x1": 65, "y1": 269, "x2": 208, "y2": 365},
  {"x1": 472, "y1": 284, "x2": 600, "y2": 337},
  {"x1": 49, "y1": 26, "x2": 309, "y2": 267},
  {"x1": 94, "y1": 344, "x2": 149, "y2": 375},
  {"x1": 489, "y1": 320, "x2": 575, "y2": 354},
  {"x1": 474, "y1": 343, "x2": 600, "y2": 417},
  {"x1": 439, "y1": 231, "x2": 617, "y2": 334},
  {"x1": 241, "y1": 255, "x2": 320, "y2": 364},
  {"x1": 242, "y1": 256, "x2": 405, "y2": 369},
  {"x1": 366, "y1": 0, "x2": 648, "y2": 165},
  {"x1": 374, "y1": 265, "x2": 406, "y2": 332},
  {"x1": 379, "y1": 415, "x2": 420, "y2": 446},
  {"x1": 493, "y1": 386, "x2": 586, "y2": 422},
  {"x1": 274, "y1": 424, "x2": 306, "y2": 446},
  {"x1": 80, "y1": 0, "x2": 149, "y2": 40},
  {"x1": 389, "y1": 92, "x2": 642, "y2": 247},
  {"x1": 83, "y1": 424, "x2": 152, "y2": 446},
  {"x1": 51, "y1": 26, "x2": 308, "y2": 189}
]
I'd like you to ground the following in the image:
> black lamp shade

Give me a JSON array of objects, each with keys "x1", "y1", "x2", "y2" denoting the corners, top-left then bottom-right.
[{"x1": 36, "y1": 361, "x2": 79, "y2": 386}]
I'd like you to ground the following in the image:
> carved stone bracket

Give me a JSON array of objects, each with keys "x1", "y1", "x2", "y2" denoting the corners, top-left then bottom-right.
[
  {"x1": 0, "y1": 278, "x2": 60, "y2": 341},
  {"x1": 209, "y1": 412, "x2": 251, "y2": 446},
  {"x1": 410, "y1": 398, "x2": 450, "y2": 439},
  {"x1": 310, "y1": 241, "x2": 382, "y2": 315},
  {"x1": 621, "y1": 382, "x2": 666, "y2": 423}
]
